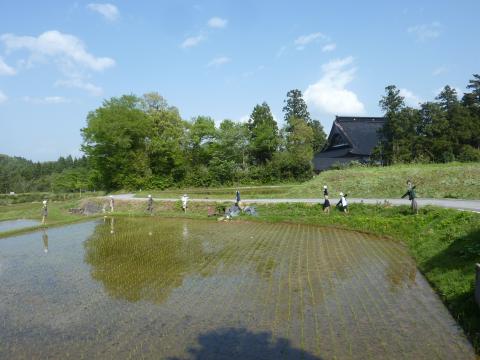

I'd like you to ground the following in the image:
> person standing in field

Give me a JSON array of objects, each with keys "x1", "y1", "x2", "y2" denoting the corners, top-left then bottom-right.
[
  {"x1": 323, "y1": 185, "x2": 328, "y2": 197},
  {"x1": 181, "y1": 194, "x2": 189, "y2": 213},
  {"x1": 109, "y1": 195, "x2": 115, "y2": 213},
  {"x1": 147, "y1": 194, "x2": 154, "y2": 215},
  {"x1": 235, "y1": 190, "x2": 241, "y2": 205},
  {"x1": 337, "y1": 192, "x2": 348, "y2": 213},
  {"x1": 402, "y1": 180, "x2": 418, "y2": 214},
  {"x1": 41, "y1": 200, "x2": 48, "y2": 224},
  {"x1": 323, "y1": 195, "x2": 331, "y2": 214}
]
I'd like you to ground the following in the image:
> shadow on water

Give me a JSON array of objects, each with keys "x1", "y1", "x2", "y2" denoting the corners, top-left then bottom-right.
[{"x1": 168, "y1": 328, "x2": 322, "y2": 360}]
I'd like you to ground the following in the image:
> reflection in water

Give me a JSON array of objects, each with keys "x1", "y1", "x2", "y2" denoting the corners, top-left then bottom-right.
[
  {"x1": 0, "y1": 219, "x2": 475, "y2": 359},
  {"x1": 42, "y1": 229, "x2": 48, "y2": 253}
]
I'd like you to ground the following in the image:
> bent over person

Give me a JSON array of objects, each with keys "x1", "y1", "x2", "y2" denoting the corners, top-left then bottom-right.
[{"x1": 402, "y1": 180, "x2": 418, "y2": 214}]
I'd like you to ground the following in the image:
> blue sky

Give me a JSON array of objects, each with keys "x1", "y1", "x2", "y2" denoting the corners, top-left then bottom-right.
[{"x1": 0, "y1": 0, "x2": 479, "y2": 161}]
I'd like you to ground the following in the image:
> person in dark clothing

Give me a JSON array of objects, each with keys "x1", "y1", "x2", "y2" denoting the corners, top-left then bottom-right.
[
  {"x1": 323, "y1": 185, "x2": 328, "y2": 197},
  {"x1": 323, "y1": 195, "x2": 331, "y2": 213},
  {"x1": 235, "y1": 190, "x2": 241, "y2": 205},
  {"x1": 402, "y1": 180, "x2": 418, "y2": 214},
  {"x1": 147, "y1": 194, "x2": 154, "y2": 215}
]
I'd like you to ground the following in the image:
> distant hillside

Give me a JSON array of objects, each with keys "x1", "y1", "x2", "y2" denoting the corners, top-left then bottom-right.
[{"x1": 286, "y1": 162, "x2": 480, "y2": 199}]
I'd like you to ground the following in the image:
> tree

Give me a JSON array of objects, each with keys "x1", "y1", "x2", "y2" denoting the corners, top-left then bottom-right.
[
  {"x1": 247, "y1": 102, "x2": 279, "y2": 164},
  {"x1": 283, "y1": 89, "x2": 311, "y2": 130},
  {"x1": 81, "y1": 95, "x2": 151, "y2": 190},
  {"x1": 309, "y1": 119, "x2": 327, "y2": 153},
  {"x1": 379, "y1": 85, "x2": 405, "y2": 115},
  {"x1": 186, "y1": 116, "x2": 217, "y2": 166}
]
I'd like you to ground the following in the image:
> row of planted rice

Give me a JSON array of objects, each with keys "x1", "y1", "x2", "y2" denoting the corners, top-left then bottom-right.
[{"x1": 0, "y1": 218, "x2": 474, "y2": 359}]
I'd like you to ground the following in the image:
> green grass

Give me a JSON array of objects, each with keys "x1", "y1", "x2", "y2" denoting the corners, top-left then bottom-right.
[
  {"x1": 133, "y1": 162, "x2": 480, "y2": 200},
  {"x1": 288, "y1": 162, "x2": 480, "y2": 199},
  {"x1": 134, "y1": 184, "x2": 301, "y2": 199}
]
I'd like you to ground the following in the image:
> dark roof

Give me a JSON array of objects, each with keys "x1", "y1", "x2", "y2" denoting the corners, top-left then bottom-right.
[
  {"x1": 312, "y1": 116, "x2": 386, "y2": 171},
  {"x1": 326, "y1": 116, "x2": 385, "y2": 155}
]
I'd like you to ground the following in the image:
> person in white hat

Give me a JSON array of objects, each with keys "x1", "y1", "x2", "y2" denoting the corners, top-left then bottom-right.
[
  {"x1": 147, "y1": 194, "x2": 154, "y2": 215},
  {"x1": 41, "y1": 200, "x2": 48, "y2": 224},
  {"x1": 181, "y1": 194, "x2": 189, "y2": 213},
  {"x1": 109, "y1": 195, "x2": 114, "y2": 213},
  {"x1": 337, "y1": 192, "x2": 348, "y2": 213}
]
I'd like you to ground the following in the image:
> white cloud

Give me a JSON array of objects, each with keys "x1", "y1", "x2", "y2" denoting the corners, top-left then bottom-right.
[
  {"x1": 407, "y1": 22, "x2": 441, "y2": 42},
  {"x1": 55, "y1": 78, "x2": 103, "y2": 96},
  {"x1": 239, "y1": 114, "x2": 249, "y2": 123},
  {"x1": 322, "y1": 43, "x2": 336, "y2": 52},
  {"x1": 23, "y1": 96, "x2": 71, "y2": 104},
  {"x1": 432, "y1": 66, "x2": 447, "y2": 76},
  {"x1": 276, "y1": 45, "x2": 287, "y2": 58},
  {"x1": 294, "y1": 32, "x2": 328, "y2": 50},
  {"x1": 304, "y1": 56, "x2": 365, "y2": 116},
  {"x1": 400, "y1": 88, "x2": 422, "y2": 107},
  {"x1": 0, "y1": 57, "x2": 16, "y2": 75},
  {"x1": 87, "y1": 3, "x2": 119, "y2": 22},
  {"x1": 207, "y1": 17, "x2": 228, "y2": 28},
  {"x1": 180, "y1": 34, "x2": 205, "y2": 48},
  {"x1": 1, "y1": 30, "x2": 115, "y2": 71},
  {"x1": 207, "y1": 56, "x2": 231, "y2": 67},
  {"x1": 0, "y1": 90, "x2": 7, "y2": 104}
]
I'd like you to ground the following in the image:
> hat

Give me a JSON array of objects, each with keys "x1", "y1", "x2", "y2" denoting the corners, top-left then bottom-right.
[
  {"x1": 323, "y1": 185, "x2": 327, "y2": 189},
  {"x1": 183, "y1": 194, "x2": 187, "y2": 197},
  {"x1": 42, "y1": 200, "x2": 47, "y2": 205},
  {"x1": 110, "y1": 195, "x2": 113, "y2": 198},
  {"x1": 339, "y1": 192, "x2": 344, "y2": 196},
  {"x1": 148, "y1": 194, "x2": 152, "y2": 198}
]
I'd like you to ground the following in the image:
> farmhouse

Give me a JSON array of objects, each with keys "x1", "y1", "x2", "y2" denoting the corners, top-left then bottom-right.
[{"x1": 313, "y1": 116, "x2": 386, "y2": 172}]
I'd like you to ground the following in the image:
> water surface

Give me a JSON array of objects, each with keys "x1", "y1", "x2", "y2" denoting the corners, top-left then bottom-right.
[
  {"x1": 0, "y1": 219, "x2": 39, "y2": 233},
  {"x1": 0, "y1": 218, "x2": 474, "y2": 359}
]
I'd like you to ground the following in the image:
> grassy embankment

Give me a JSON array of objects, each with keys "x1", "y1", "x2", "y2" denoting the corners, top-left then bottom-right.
[
  {"x1": 134, "y1": 162, "x2": 480, "y2": 200},
  {"x1": 1, "y1": 196, "x2": 480, "y2": 351}
]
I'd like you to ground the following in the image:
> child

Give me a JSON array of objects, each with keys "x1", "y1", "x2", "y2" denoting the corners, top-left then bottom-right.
[
  {"x1": 109, "y1": 195, "x2": 115, "y2": 213},
  {"x1": 337, "y1": 192, "x2": 348, "y2": 213},
  {"x1": 181, "y1": 194, "x2": 189, "y2": 213},
  {"x1": 41, "y1": 200, "x2": 48, "y2": 224},
  {"x1": 323, "y1": 195, "x2": 331, "y2": 214}
]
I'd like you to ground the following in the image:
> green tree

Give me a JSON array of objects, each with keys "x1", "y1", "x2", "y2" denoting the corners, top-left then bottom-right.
[
  {"x1": 247, "y1": 102, "x2": 279, "y2": 165},
  {"x1": 81, "y1": 95, "x2": 150, "y2": 190},
  {"x1": 282, "y1": 89, "x2": 311, "y2": 130},
  {"x1": 309, "y1": 119, "x2": 327, "y2": 153}
]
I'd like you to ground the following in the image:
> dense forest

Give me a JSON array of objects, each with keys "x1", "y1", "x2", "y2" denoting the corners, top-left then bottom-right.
[
  {"x1": 375, "y1": 74, "x2": 480, "y2": 164},
  {"x1": 0, "y1": 154, "x2": 89, "y2": 193},
  {"x1": 2, "y1": 75, "x2": 479, "y2": 193}
]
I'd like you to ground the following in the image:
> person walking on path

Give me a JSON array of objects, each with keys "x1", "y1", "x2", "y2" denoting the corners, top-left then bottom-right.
[
  {"x1": 147, "y1": 194, "x2": 154, "y2": 215},
  {"x1": 235, "y1": 190, "x2": 241, "y2": 205},
  {"x1": 181, "y1": 194, "x2": 189, "y2": 213},
  {"x1": 41, "y1": 200, "x2": 48, "y2": 224},
  {"x1": 402, "y1": 180, "x2": 418, "y2": 214},
  {"x1": 323, "y1": 185, "x2": 328, "y2": 197},
  {"x1": 337, "y1": 192, "x2": 348, "y2": 213},
  {"x1": 109, "y1": 195, "x2": 115, "y2": 213}
]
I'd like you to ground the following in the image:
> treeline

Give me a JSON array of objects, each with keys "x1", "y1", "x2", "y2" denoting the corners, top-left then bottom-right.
[
  {"x1": 81, "y1": 90, "x2": 326, "y2": 190},
  {"x1": 0, "y1": 154, "x2": 90, "y2": 193},
  {"x1": 374, "y1": 74, "x2": 480, "y2": 164}
]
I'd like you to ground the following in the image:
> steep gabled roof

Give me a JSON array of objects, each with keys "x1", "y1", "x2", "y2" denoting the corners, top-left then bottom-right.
[{"x1": 326, "y1": 116, "x2": 386, "y2": 155}]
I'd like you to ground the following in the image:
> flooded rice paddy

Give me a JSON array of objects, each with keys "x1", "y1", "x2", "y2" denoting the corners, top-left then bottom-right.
[
  {"x1": 0, "y1": 219, "x2": 39, "y2": 233},
  {"x1": 0, "y1": 217, "x2": 475, "y2": 359}
]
